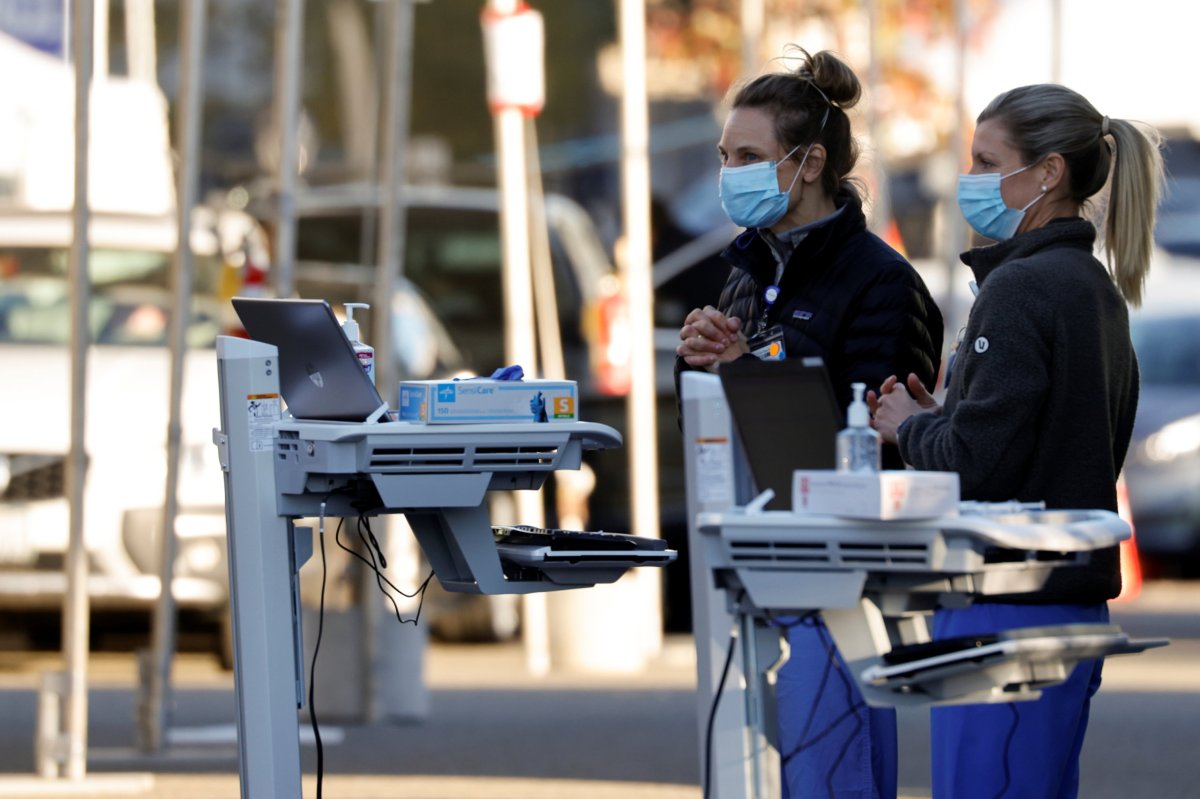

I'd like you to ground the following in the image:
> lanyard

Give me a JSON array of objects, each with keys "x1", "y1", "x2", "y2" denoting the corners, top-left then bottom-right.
[{"x1": 757, "y1": 284, "x2": 780, "y2": 334}]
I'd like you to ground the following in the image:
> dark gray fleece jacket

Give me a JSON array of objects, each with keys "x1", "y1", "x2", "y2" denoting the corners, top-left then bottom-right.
[{"x1": 898, "y1": 218, "x2": 1137, "y2": 603}]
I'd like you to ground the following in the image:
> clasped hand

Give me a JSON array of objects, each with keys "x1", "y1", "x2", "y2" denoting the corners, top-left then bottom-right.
[{"x1": 677, "y1": 305, "x2": 750, "y2": 371}]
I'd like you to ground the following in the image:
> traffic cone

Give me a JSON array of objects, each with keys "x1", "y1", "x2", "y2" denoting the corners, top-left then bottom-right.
[
  {"x1": 883, "y1": 217, "x2": 907, "y2": 259},
  {"x1": 221, "y1": 246, "x2": 270, "y2": 338},
  {"x1": 1113, "y1": 474, "x2": 1143, "y2": 603}
]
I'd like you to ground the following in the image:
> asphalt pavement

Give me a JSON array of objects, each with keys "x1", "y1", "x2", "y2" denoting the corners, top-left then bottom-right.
[{"x1": 0, "y1": 581, "x2": 1197, "y2": 799}]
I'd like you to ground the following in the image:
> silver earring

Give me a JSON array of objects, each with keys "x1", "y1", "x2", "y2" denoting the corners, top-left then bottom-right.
[{"x1": 1041, "y1": 184, "x2": 1048, "y2": 192}]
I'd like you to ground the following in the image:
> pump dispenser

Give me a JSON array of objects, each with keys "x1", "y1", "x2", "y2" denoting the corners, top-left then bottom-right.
[
  {"x1": 342, "y1": 303, "x2": 375, "y2": 384},
  {"x1": 836, "y1": 382, "x2": 881, "y2": 472}
]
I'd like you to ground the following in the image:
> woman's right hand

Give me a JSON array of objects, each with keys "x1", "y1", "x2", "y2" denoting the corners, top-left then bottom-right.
[
  {"x1": 677, "y1": 305, "x2": 744, "y2": 370},
  {"x1": 869, "y1": 373, "x2": 941, "y2": 444}
]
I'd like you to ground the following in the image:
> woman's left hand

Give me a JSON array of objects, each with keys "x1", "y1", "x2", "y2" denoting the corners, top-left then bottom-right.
[{"x1": 872, "y1": 373, "x2": 940, "y2": 445}]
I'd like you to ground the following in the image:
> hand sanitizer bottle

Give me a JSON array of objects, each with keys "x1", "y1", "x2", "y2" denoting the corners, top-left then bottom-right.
[
  {"x1": 837, "y1": 382, "x2": 880, "y2": 472},
  {"x1": 342, "y1": 303, "x2": 375, "y2": 384}
]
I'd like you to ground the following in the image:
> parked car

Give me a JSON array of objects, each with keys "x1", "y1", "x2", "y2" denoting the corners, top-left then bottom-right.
[
  {"x1": 1155, "y1": 135, "x2": 1200, "y2": 257},
  {"x1": 1121, "y1": 259, "x2": 1200, "y2": 573},
  {"x1": 267, "y1": 181, "x2": 739, "y2": 635},
  {"x1": 274, "y1": 183, "x2": 659, "y2": 638},
  {"x1": 0, "y1": 210, "x2": 243, "y2": 657},
  {"x1": 1124, "y1": 313, "x2": 1200, "y2": 571},
  {"x1": 0, "y1": 31, "x2": 281, "y2": 656}
]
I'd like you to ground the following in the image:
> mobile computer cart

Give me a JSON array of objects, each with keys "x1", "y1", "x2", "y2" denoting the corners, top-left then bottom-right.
[
  {"x1": 680, "y1": 371, "x2": 1165, "y2": 799},
  {"x1": 214, "y1": 336, "x2": 674, "y2": 798}
]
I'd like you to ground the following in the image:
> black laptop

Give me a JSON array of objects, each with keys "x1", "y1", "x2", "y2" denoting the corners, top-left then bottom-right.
[
  {"x1": 231, "y1": 297, "x2": 389, "y2": 423},
  {"x1": 718, "y1": 357, "x2": 842, "y2": 510}
]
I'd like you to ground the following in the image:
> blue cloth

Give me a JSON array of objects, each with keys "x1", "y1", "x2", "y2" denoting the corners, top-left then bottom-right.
[
  {"x1": 931, "y1": 602, "x2": 1109, "y2": 799},
  {"x1": 776, "y1": 616, "x2": 898, "y2": 799}
]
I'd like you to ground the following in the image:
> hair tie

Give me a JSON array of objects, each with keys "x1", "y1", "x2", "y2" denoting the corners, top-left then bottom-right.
[
  {"x1": 802, "y1": 77, "x2": 833, "y2": 108},
  {"x1": 1101, "y1": 115, "x2": 1110, "y2": 136}
]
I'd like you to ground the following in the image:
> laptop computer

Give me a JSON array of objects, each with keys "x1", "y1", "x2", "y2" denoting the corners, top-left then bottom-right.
[
  {"x1": 718, "y1": 357, "x2": 842, "y2": 510},
  {"x1": 231, "y1": 297, "x2": 390, "y2": 423}
]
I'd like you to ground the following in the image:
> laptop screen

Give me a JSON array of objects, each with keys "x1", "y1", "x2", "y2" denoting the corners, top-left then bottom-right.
[
  {"x1": 231, "y1": 297, "x2": 389, "y2": 423},
  {"x1": 718, "y1": 357, "x2": 842, "y2": 510}
]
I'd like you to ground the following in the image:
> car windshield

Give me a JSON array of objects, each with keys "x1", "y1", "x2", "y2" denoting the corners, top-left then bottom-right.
[
  {"x1": 293, "y1": 205, "x2": 590, "y2": 376},
  {"x1": 1131, "y1": 313, "x2": 1200, "y2": 386},
  {"x1": 0, "y1": 246, "x2": 222, "y2": 347}
]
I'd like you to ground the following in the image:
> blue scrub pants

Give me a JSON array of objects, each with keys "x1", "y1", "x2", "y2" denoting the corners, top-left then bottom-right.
[
  {"x1": 776, "y1": 616, "x2": 898, "y2": 799},
  {"x1": 930, "y1": 602, "x2": 1109, "y2": 799}
]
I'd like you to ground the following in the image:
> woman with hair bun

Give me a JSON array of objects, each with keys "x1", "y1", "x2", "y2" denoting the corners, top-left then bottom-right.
[
  {"x1": 874, "y1": 84, "x2": 1165, "y2": 798},
  {"x1": 676, "y1": 47, "x2": 943, "y2": 798}
]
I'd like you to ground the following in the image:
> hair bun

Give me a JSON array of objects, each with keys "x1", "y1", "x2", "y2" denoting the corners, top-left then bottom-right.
[{"x1": 797, "y1": 49, "x2": 861, "y2": 110}]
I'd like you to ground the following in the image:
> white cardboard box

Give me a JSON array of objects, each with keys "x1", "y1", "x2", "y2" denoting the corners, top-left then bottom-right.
[
  {"x1": 791, "y1": 470, "x2": 960, "y2": 520},
  {"x1": 398, "y1": 379, "x2": 578, "y2": 424}
]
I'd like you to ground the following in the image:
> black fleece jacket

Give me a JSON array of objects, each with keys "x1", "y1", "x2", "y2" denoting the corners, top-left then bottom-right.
[
  {"x1": 676, "y1": 193, "x2": 943, "y2": 467},
  {"x1": 899, "y1": 218, "x2": 1136, "y2": 604}
]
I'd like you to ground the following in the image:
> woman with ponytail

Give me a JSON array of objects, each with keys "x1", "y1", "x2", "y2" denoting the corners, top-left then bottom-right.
[{"x1": 874, "y1": 84, "x2": 1165, "y2": 798}]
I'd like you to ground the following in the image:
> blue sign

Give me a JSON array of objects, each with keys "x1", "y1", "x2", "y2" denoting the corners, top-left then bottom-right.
[
  {"x1": 437, "y1": 383, "x2": 456, "y2": 403},
  {"x1": 0, "y1": 0, "x2": 66, "y2": 59}
]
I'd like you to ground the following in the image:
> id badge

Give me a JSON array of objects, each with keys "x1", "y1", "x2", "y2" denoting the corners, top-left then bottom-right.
[{"x1": 747, "y1": 324, "x2": 786, "y2": 361}]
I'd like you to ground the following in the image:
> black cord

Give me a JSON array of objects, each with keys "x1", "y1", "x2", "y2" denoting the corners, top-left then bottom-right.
[
  {"x1": 356, "y1": 517, "x2": 410, "y2": 621},
  {"x1": 702, "y1": 622, "x2": 740, "y2": 799},
  {"x1": 307, "y1": 511, "x2": 340, "y2": 799},
  {"x1": 364, "y1": 523, "x2": 387, "y2": 569},
  {"x1": 334, "y1": 516, "x2": 435, "y2": 625},
  {"x1": 306, "y1": 502, "x2": 433, "y2": 799},
  {"x1": 990, "y1": 702, "x2": 1019, "y2": 799},
  {"x1": 354, "y1": 515, "x2": 435, "y2": 625}
]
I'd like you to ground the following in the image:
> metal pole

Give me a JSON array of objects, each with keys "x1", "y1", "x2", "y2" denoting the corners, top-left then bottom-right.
[
  {"x1": 739, "y1": 0, "x2": 763, "y2": 79},
  {"x1": 373, "y1": 0, "x2": 416, "y2": 401},
  {"x1": 524, "y1": 118, "x2": 564, "y2": 380},
  {"x1": 370, "y1": 0, "x2": 421, "y2": 722},
  {"x1": 489, "y1": 0, "x2": 538, "y2": 379},
  {"x1": 140, "y1": 0, "x2": 207, "y2": 754},
  {"x1": 272, "y1": 0, "x2": 304, "y2": 298},
  {"x1": 618, "y1": 0, "x2": 662, "y2": 655},
  {"x1": 1050, "y1": 0, "x2": 1062, "y2": 84},
  {"x1": 63, "y1": 0, "x2": 94, "y2": 779},
  {"x1": 866, "y1": 0, "x2": 891, "y2": 234},
  {"x1": 125, "y1": 0, "x2": 158, "y2": 85},
  {"x1": 943, "y1": 0, "x2": 970, "y2": 346},
  {"x1": 485, "y1": 0, "x2": 545, "y2": 674},
  {"x1": 93, "y1": 0, "x2": 109, "y2": 79}
]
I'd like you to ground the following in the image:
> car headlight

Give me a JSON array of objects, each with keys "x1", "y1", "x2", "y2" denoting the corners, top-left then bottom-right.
[
  {"x1": 180, "y1": 537, "x2": 225, "y2": 576},
  {"x1": 1144, "y1": 414, "x2": 1200, "y2": 462}
]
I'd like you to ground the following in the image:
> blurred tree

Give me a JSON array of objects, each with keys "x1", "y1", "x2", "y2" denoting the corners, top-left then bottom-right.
[
  {"x1": 410, "y1": 1, "x2": 617, "y2": 180},
  {"x1": 143, "y1": 0, "x2": 617, "y2": 191}
]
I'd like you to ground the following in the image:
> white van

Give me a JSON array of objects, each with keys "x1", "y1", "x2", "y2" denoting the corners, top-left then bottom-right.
[
  {"x1": 0, "y1": 32, "x2": 251, "y2": 653},
  {"x1": 0, "y1": 212, "x2": 239, "y2": 638}
]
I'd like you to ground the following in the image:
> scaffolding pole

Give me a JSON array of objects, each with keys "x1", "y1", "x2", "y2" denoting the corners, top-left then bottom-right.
[
  {"x1": 617, "y1": 0, "x2": 663, "y2": 657},
  {"x1": 139, "y1": 0, "x2": 207, "y2": 754},
  {"x1": 62, "y1": 0, "x2": 95, "y2": 779}
]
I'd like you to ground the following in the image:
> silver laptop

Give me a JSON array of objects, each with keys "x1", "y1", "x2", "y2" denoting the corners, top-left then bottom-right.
[{"x1": 231, "y1": 297, "x2": 389, "y2": 423}]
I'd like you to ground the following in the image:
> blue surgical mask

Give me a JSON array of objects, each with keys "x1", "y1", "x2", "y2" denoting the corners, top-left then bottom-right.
[
  {"x1": 719, "y1": 143, "x2": 810, "y2": 229},
  {"x1": 957, "y1": 164, "x2": 1046, "y2": 241}
]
